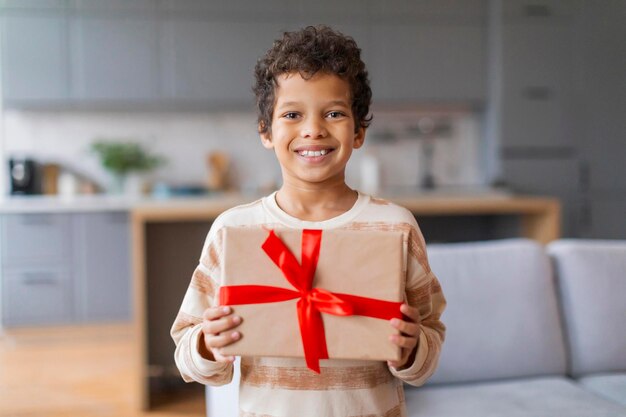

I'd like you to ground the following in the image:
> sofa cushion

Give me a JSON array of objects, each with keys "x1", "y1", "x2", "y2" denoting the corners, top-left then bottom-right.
[
  {"x1": 578, "y1": 373, "x2": 626, "y2": 406},
  {"x1": 425, "y1": 239, "x2": 567, "y2": 384},
  {"x1": 405, "y1": 376, "x2": 626, "y2": 417},
  {"x1": 548, "y1": 240, "x2": 626, "y2": 377}
]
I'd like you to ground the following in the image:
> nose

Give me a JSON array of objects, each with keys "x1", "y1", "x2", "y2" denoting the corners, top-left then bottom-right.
[{"x1": 300, "y1": 117, "x2": 327, "y2": 139}]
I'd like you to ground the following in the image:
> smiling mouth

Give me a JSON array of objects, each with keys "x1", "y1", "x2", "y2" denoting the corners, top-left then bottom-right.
[
  {"x1": 297, "y1": 149, "x2": 332, "y2": 157},
  {"x1": 295, "y1": 148, "x2": 335, "y2": 157}
]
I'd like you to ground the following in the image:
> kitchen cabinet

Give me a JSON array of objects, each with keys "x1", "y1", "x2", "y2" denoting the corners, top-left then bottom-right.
[
  {"x1": 490, "y1": 0, "x2": 580, "y2": 237},
  {"x1": 369, "y1": 23, "x2": 486, "y2": 102},
  {"x1": 0, "y1": 0, "x2": 67, "y2": 9},
  {"x1": 297, "y1": 0, "x2": 370, "y2": 20},
  {"x1": 159, "y1": 19, "x2": 288, "y2": 105},
  {"x1": 73, "y1": 0, "x2": 156, "y2": 12},
  {"x1": 586, "y1": 199, "x2": 626, "y2": 239},
  {"x1": 502, "y1": 0, "x2": 578, "y2": 20},
  {"x1": 370, "y1": 0, "x2": 487, "y2": 21},
  {"x1": 70, "y1": 12, "x2": 159, "y2": 102},
  {"x1": 73, "y1": 212, "x2": 131, "y2": 322},
  {"x1": 572, "y1": 2, "x2": 626, "y2": 239},
  {"x1": 500, "y1": 158, "x2": 580, "y2": 236},
  {"x1": 495, "y1": 0, "x2": 579, "y2": 150},
  {"x1": 0, "y1": 211, "x2": 131, "y2": 327},
  {"x1": 0, "y1": 9, "x2": 70, "y2": 105},
  {"x1": 1, "y1": 213, "x2": 72, "y2": 266},
  {"x1": 368, "y1": 0, "x2": 487, "y2": 103},
  {"x1": 0, "y1": 3, "x2": 159, "y2": 106},
  {"x1": 492, "y1": 0, "x2": 625, "y2": 240},
  {"x1": 2, "y1": 266, "x2": 74, "y2": 326},
  {"x1": 160, "y1": 0, "x2": 292, "y2": 16},
  {"x1": 500, "y1": 22, "x2": 575, "y2": 149},
  {"x1": 1, "y1": 0, "x2": 490, "y2": 108},
  {"x1": 1, "y1": 213, "x2": 74, "y2": 327}
]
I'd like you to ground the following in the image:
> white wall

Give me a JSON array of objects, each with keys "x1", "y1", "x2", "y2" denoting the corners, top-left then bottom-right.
[
  {"x1": 1, "y1": 109, "x2": 484, "y2": 195},
  {"x1": 2, "y1": 110, "x2": 280, "y2": 193}
]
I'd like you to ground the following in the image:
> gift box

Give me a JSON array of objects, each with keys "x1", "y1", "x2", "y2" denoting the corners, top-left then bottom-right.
[{"x1": 218, "y1": 227, "x2": 405, "y2": 372}]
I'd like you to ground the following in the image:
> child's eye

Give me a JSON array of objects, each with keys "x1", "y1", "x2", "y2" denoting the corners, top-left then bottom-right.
[
  {"x1": 283, "y1": 112, "x2": 299, "y2": 119},
  {"x1": 327, "y1": 111, "x2": 345, "y2": 119}
]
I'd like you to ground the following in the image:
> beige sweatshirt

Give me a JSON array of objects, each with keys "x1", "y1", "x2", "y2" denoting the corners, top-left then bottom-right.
[{"x1": 171, "y1": 192, "x2": 446, "y2": 417}]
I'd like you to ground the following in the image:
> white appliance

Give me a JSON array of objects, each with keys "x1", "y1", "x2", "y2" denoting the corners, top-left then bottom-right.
[{"x1": 363, "y1": 108, "x2": 486, "y2": 190}]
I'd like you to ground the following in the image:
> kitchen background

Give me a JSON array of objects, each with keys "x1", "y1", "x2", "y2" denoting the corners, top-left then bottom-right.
[
  {"x1": 0, "y1": 0, "x2": 624, "y2": 414},
  {"x1": 0, "y1": 0, "x2": 624, "y2": 239},
  {"x1": 1, "y1": 0, "x2": 624, "y2": 239}
]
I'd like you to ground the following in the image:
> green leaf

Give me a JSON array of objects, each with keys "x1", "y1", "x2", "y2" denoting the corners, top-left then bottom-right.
[{"x1": 91, "y1": 140, "x2": 165, "y2": 175}]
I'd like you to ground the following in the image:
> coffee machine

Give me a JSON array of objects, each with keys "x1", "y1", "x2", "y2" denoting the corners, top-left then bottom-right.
[{"x1": 9, "y1": 158, "x2": 40, "y2": 195}]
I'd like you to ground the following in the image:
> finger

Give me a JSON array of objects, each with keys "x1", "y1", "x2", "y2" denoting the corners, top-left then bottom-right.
[
  {"x1": 203, "y1": 306, "x2": 233, "y2": 321},
  {"x1": 205, "y1": 330, "x2": 241, "y2": 349},
  {"x1": 400, "y1": 304, "x2": 420, "y2": 322},
  {"x1": 212, "y1": 350, "x2": 236, "y2": 363},
  {"x1": 389, "y1": 333, "x2": 418, "y2": 350},
  {"x1": 203, "y1": 315, "x2": 242, "y2": 335},
  {"x1": 387, "y1": 360, "x2": 402, "y2": 369},
  {"x1": 390, "y1": 318, "x2": 420, "y2": 336}
]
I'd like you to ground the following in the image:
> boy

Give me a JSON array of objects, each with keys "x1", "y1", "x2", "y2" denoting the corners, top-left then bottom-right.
[{"x1": 171, "y1": 25, "x2": 446, "y2": 416}]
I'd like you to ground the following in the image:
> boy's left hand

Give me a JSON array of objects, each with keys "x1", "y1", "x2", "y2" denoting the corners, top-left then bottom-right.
[{"x1": 388, "y1": 303, "x2": 421, "y2": 370}]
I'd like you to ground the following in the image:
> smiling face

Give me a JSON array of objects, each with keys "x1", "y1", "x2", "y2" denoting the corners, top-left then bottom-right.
[{"x1": 260, "y1": 72, "x2": 365, "y2": 189}]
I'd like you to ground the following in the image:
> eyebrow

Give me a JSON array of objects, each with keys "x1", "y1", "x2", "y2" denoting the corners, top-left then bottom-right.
[{"x1": 277, "y1": 100, "x2": 351, "y2": 109}]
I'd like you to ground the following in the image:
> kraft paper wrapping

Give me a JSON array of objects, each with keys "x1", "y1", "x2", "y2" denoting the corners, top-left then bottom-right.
[{"x1": 218, "y1": 227, "x2": 404, "y2": 362}]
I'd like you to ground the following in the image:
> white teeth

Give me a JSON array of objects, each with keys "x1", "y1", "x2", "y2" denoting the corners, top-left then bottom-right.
[{"x1": 298, "y1": 149, "x2": 329, "y2": 157}]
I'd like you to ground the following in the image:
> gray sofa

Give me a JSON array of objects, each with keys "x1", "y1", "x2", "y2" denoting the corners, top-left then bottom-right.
[
  {"x1": 206, "y1": 239, "x2": 626, "y2": 416},
  {"x1": 407, "y1": 239, "x2": 626, "y2": 417}
]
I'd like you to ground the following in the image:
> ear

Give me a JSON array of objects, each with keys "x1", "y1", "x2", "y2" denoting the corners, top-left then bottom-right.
[
  {"x1": 259, "y1": 124, "x2": 274, "y2": 149},
  {"x1": 353, "y1": 126, "x2": 366, "y2": 149}
]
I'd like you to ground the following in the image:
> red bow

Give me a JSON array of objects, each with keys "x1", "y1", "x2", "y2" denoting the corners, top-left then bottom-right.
[{"x1": 219, "y1": 229, "x2": 402, "y2": 373}]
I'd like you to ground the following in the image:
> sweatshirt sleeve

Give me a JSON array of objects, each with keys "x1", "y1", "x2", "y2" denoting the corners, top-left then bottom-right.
[
  {"x1": 389, "y1": 219, "x2": 446, "y2": 386},
  {"x1": 170, "y1": 225, "x2": 234, "y2": 386}
]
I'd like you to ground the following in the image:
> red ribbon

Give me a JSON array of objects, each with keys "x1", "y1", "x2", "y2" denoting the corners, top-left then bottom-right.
[{"x1": 219, "y1": 229, "x2": 403, "y2": 373}]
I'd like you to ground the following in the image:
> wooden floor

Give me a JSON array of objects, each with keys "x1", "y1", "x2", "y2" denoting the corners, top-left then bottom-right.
[{"x1": 0, "y1": 324, "x2": 205, "y2": 417}]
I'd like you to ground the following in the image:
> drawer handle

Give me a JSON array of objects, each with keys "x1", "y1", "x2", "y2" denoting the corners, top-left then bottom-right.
[
  {"x1": 107, "y1": 213, "x2": 128, "y2": 224},
  {"x1": 22, "y1": 273, "x2": 59, "y2": 286},
  {"x1": 20, "y1": 215, "x2": 56, "y2": 226},
  {"x1": 523, "y1": 86, "x2": 553, "y2": 101},
  {"x1": 523, "y1": 4, "x2": 553, "y2": 17}
]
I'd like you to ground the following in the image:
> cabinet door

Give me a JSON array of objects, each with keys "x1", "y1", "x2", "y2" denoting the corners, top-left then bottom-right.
[
  {"x1": 160, "y1": 0, "x2": 291, "y2": 15},
  {"x1": 0, "y1": 11, "x2": 70, "y2": 104},
  {"x1": 370, "y1": 0, "x2": 487, "y2": 21},
  {"x1": 500, "y1": 23, "x2": 574, "y2": 148},
  {"x1": 501, "y1": 158, "x2": 580, "y2": 236},
  {"x1": 1, "y1": 213, "x2": 71, "y2": 266},
  {"x1": 70, "y1": 12, "x2": 158, "y2": 101},
  {"x1": 370, "y1": 24, "x2": 486, "y2": 102},
  {"x1": 0, "y1": 0, "x2": 67, "y2": 10},
  {"x1": 160, "y1": 20, "x2": 288, "y2": 104},
  {"x1": 2, "y1": 266, "x2": 74, "y2": 326},
  {"x1": 74, "y1": 0, "x2": 156, "y2": 12},
  {"x1": 73, "y1": 212, "x2": 131, "y2": 321},
  {"x1": 587, "y1": 199, "x2": 626, "y2": 239},
  {"x1": 502, "y1": 0, "x2": 578, "y2": 20}
]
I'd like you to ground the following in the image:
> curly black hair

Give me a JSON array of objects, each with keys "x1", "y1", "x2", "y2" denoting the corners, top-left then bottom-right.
[{"x1": 253, "y1": 25, "x2": 372, "y2": 134}]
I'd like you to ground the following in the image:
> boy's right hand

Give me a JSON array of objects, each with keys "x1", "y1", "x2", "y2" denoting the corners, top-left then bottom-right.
[{"x1": 199, "y1": 306, "x2": 242, "y2": 363}]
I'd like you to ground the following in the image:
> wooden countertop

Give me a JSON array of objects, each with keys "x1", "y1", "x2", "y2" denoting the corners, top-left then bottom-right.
[
  {"x1": 131, "y1": 191, "x2": 560, "y2": 226},
  {"x1": 130, "y1": 191, "x2": 561, "y2": 249}
]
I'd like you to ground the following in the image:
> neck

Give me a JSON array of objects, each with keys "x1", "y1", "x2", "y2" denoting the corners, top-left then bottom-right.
[{"x1": 275, "y1": 179, "x2": 358, "y2": 222}]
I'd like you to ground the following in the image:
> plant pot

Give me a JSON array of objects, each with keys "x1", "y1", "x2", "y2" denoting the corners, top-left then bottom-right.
[
  {"x1": 108, "y1": 172, "x2": 144, "y2": 196},
  {"x1": 123, "y1": 173, "x2": 144, "y2": 197}
]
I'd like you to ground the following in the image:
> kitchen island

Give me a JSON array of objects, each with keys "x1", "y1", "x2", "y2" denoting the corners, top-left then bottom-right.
[{"x1": 130, "y1": 191, "x2": 560, "y2": 409}]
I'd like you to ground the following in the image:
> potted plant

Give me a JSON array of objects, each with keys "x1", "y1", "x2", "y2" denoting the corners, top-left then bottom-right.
[{"x1": 91, "y1": 140, "x2": 165, "y2": 195}]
